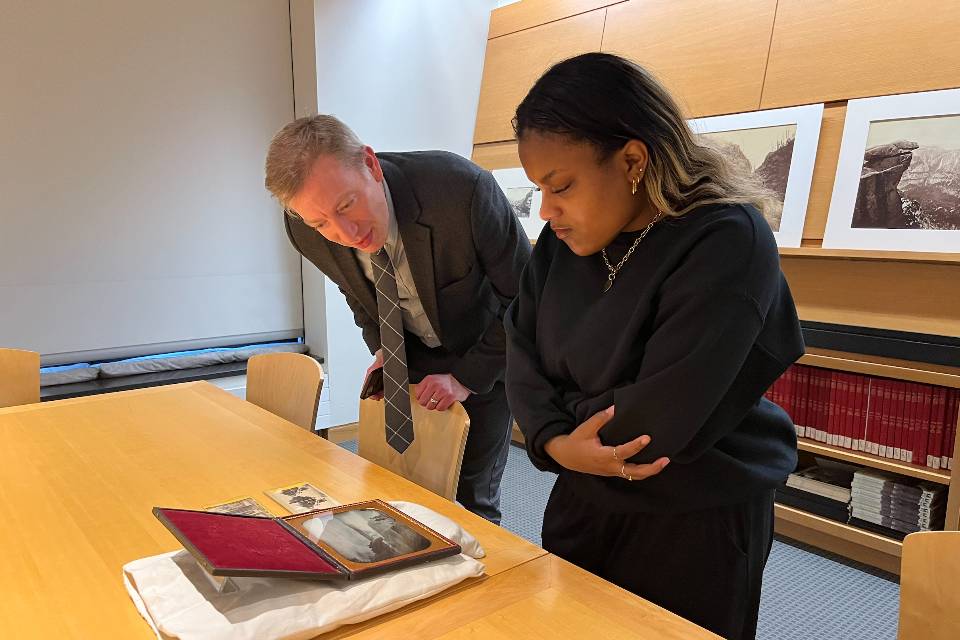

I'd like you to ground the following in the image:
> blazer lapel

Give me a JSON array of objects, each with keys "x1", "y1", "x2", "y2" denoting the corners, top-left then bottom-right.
[{"x1": 381, "y1": 157, "x2": 441, "y2": 341}]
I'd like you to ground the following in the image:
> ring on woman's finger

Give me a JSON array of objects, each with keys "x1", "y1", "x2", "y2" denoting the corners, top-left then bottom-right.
[
  {"x1": 620, "y1": 463, "x2": 632, "y2": 481},
  {"x1": 612, "y1": 445, "x2": 620, "y2": 461}
]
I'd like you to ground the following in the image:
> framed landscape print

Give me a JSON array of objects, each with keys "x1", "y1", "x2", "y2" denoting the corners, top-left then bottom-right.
[
  {"x1": 689, "y1": 103, "x2": 824, "y2": 248},
  {"x1": 823, "y1": 88, "x2": 960, "y2": 252},
  {"x1": 492, "y1": 167, "x2": 544, "y2": 241}
]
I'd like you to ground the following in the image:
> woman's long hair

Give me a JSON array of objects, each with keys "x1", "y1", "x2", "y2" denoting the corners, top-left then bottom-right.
[{"x1": 513, "y1": 53, "x2": 778, "y2": 219}]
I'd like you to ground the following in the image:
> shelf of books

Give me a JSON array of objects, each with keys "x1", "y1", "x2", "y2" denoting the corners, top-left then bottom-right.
[{"x1": 767, "y1": 348, "x2": 960, "y2": 575}]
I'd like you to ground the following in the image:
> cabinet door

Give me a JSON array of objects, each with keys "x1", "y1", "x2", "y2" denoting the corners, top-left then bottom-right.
[
  {"x1": 762, "y1": 0, "x2": 960, "y2": 108},
  {"x1": 602, "y1": 0, "x2": 777, "y2": 117},
  {"x1": 474, "y1": 10, "x2": 605, "y2": 144}
]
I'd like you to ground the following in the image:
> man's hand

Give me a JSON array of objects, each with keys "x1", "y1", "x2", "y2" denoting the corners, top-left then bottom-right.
[
  {"x1": 415, "y1": 374, "x2": 471, "y2": 411},
  {"x1": 365, "y1": 349, "x2": 384, "y2": 401},
  {"x1": 543, "y1": 406, "x2": 670, "y2": 480}
]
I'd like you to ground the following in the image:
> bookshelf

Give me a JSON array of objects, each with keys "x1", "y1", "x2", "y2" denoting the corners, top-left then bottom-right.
[{"x1": 776, "y1": 348, "x2": 960, "y2": 575}]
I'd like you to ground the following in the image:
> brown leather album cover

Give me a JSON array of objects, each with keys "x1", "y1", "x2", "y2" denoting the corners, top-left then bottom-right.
[{"x1": 153, "y1": 499, "x2": 461, "y2": 581}]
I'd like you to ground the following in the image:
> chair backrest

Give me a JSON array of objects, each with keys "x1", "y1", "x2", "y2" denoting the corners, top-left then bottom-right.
[
  {"x1": 358, "y1": 387, "x2": 470, "y2": 501},
  {"x1": 245, "y1": 353, "x2": 324, "y2": 432},
  {"x1": 898, "y1": 530, "x2": 960, "y2": 639},
  {"x1": 0, "y1": 348, "x2": 40, "y2": 408}
]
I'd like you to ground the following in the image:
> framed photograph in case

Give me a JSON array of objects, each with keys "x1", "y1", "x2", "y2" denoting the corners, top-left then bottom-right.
[{"x1": 154, "y1": 499, "x2": 461, "y2": 581}]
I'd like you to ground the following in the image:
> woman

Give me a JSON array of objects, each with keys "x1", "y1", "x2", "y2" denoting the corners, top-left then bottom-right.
[{"x1": 504, "y1": 53, "x2": 804, "y2": 640}]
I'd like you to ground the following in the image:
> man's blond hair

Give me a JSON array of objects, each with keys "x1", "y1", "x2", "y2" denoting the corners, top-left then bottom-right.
[{"x1": 264, "y1": 114, "x2": 365, "y2": 206}]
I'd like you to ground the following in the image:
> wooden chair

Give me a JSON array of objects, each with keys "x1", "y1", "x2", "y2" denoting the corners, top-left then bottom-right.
[
  {"x1": 0, "y1": 348, "x2": 40, "y2": 408},
  {"x1": 245, "y1": 353, "x2": 325, "y2": 433},
  {"x1": 358, "y1": 387, "x2": 470, "y2": 501},
  {"x1": 898, "y1": 531, "x2": 960, "y2": 639}
]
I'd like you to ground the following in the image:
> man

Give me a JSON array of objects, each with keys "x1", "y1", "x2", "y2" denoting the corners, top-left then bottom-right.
[{"x1": 264, "y1": 115, "x2": 531, "y2": 523}]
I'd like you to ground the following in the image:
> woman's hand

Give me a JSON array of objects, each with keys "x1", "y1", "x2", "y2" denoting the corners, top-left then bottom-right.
[{"x1": 543, "y1": 406, "x2": 670, "y2": 480}]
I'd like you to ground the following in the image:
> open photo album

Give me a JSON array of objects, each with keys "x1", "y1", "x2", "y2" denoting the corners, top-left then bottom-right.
[{"x1": 154, "y1": 499, "x2": 461, "y2": 581}]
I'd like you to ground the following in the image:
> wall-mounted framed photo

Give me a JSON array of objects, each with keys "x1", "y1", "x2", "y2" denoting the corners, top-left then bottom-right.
[
  {"x1": 492, "y1": 167, "x2": 544, "y2": 241},
  {"x1": 689, "y1": 103, "x2": 824, "y2": 248},
  {"x1": 823, "y1": 88, "x2": 960, "y2": 252}
]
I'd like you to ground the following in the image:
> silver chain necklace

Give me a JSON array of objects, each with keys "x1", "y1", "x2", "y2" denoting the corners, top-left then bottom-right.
[{"x1": 600, "y1": 210, "x2": 662, "y2": 293}]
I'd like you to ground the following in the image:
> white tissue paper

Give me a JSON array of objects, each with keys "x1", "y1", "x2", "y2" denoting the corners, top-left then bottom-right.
[{"x1": 123, "y1": 501, "x2": 486, "y2": 640}]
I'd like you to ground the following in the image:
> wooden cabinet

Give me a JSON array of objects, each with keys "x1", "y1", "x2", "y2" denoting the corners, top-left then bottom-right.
[
  {"x1": 474, "y1": 10, "x2": 605, "y2": 144},
  {"x1": 601, "y1": 0, "x2": 777, "y2": 117},
  {"x1": 762, "y1": 0, "x2": 960, "y2": 109}
]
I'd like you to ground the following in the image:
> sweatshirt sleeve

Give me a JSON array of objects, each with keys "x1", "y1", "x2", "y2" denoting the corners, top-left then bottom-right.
[
  {"x1": 598, "y1": 209, "x2": 792, "y2": 464},
  {"x1": 504, "y1": 231, "x2": 575, "y2": 473}
]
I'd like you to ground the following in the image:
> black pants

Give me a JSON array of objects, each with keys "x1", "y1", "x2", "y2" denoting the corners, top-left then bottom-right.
[
  {"x1": 406, "y1": 336, "x2": 513, "y2": 524},
  {"x1": 542, "y1": 475, "x2": 775, "y2": 640}
]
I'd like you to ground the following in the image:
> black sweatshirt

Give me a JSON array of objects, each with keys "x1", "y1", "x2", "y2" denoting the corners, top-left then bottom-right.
[{"x1": 505, "y1": 204, "x2": 804, "y2": 513}]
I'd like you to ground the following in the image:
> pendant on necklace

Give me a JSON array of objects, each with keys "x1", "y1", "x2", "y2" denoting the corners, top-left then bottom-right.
[{"x1": 602, "y1": 279, "x2": 613, "y2": 293}]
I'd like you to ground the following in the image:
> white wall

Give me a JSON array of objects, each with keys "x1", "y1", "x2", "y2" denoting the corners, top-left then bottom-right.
[
  {"x1": 291, "y1": 0, "x2": 496, "y2": 427},
  {"x1": 0, "y1": 0, "x2": 303, "y2": 364}
]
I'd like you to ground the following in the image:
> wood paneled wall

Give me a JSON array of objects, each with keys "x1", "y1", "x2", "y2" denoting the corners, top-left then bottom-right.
[{"x1": 472, "y1": 0, "x2": 960, "y2": 338}]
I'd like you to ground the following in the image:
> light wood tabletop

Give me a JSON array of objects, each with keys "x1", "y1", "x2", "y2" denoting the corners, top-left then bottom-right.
[
  {"x1": 0, "y1": 382, "x2": 543, "y2": 638},
  {"x1": 0, "y1": 381, "x2": 715, "y2": 639},
  {"x1": 325, "y1": 554, "x2": 719, "y2": 639}
]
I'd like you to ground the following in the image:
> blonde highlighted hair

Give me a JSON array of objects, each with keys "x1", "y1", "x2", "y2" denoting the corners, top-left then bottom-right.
[{"x1": 513, "y1": 53, "x2": 779, "y2": 219}]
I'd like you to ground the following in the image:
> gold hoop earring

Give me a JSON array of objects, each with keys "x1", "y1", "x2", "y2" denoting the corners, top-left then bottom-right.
[{"x1": 631, "y1": 176, "x2": 640, "y2": 195}]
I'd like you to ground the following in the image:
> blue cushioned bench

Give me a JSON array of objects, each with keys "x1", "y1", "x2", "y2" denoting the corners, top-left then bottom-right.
[{"x1": 40, "y1": 340, "x2": 318, "y2": 402}]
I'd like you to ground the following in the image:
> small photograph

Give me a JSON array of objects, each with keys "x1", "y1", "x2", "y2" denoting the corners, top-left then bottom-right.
[
  {"x1": 204, "y1": 495, "x2": 272, "y2": 518},
  {"x1": 504, "y1": 186, "x2": 535, "y2": 219},
  {"x1": 851, "y1": 114, "x2": 960, "y2": 230},
  {"x1": 492, "y1": 167, "x2": 544, "y2": 240},
  {"x1": 699, "y1": 124, "x2": 797, "y2": 232},
  {"x1": 300, "y1": 507, "x2": 431, "y2": 563},
  {"x1": 264, "y1": 482, "x2": 340, "y2": 514}
]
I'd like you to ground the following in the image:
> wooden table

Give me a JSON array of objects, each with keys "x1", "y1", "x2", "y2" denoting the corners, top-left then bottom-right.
[{"x1": 0, "y1": 382, "x2": 716, "y2": 639}]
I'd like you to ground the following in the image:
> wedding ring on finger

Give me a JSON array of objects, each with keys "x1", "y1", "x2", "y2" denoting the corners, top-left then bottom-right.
[
  {"x1": 612, "y1": 445, "x2": 620, "y2": 462},
  {"x1": 620, "y1": 463, "x2": 632, "y2": 481},
  {"x1": 428, "y1": 396, "x2": 439, "y2": 406}
]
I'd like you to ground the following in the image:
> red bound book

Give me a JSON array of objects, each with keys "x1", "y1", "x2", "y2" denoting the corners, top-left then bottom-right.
[
  {"x1": 787, "y1": 366, "x2": 800, "y2": 434},
  {"x1": 915, "y1": 384, "x2": 933, "y2": 467},
  {"x1": 816, "y1": 369, "x2": 828, "y2": 444},
  {"x1": 798, "y1": 367, "x2": 811, "y2": 440},
  {"x1": 892, "y1": 381, "x2": 907, "y2": 461},
  {"x1": 839, "y1": 372, "x2": 852, "y2": 449},
  {"x1": 785, "y1": 366, "x2": 801, "y2": 438},
  {"x1": 863, "y1": 377, "x2": 879, "y2": 455},
  {"x1": 821, "y1": 369, "x2": 832, "y2": 444},
  {"x1": 852, "y1": 373, "x2": 864, "y2": 450},
  {"x1": 879, "y1": 379, "x2": 892, "y2": 459},
  {"x1": 913, "y1": 383, "x2": 927, "y2": 465},
  {"x1": 832, "y1": 372, "x2": 846, "y2": 449},
  {"x1": 944, "y1": 389, "x2": 959, "y2": 470},
  {"x1": 929, "y1": 387, "x2": 947, "y2": 469},
  {"x1": 887, "y1": 379, "x2": 901, "y2": 460},
  {"x1": 950, "y1": 389, "x2": 960, "y2": 469},
  {"x1": 828, "y1": 371, "x2": 839, "y2": 446},
  {"x1": 904, "y1": 383, "x2": 919, "y2": 465}
]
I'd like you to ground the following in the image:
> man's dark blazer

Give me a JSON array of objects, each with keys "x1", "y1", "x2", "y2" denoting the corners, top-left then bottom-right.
[{"x1": 284, "y1": 151, "x2": 532, "y2": 395}]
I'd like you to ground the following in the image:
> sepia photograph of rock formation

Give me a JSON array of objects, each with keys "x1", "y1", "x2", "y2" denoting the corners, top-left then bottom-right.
[
  {"x1": 852, "y1": 114, "x2": 960, "y2": 230},
  {"x1": 699, "y1": 124, "x2": 797, "y2": 231}
]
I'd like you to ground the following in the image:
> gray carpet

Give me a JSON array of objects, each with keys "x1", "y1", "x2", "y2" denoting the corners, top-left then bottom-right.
[{"x1": 342, "y1": 439, "x2": 901, "y2": 639}]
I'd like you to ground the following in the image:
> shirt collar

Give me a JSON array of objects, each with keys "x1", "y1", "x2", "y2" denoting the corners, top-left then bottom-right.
[{"x1": 382, "y1": 178, "x2": 398, "y2": 250}]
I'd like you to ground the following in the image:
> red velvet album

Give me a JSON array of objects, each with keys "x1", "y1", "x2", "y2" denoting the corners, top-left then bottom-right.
[{"x1": 153, "y1": 499, "x2": 461, "y2": 581}]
